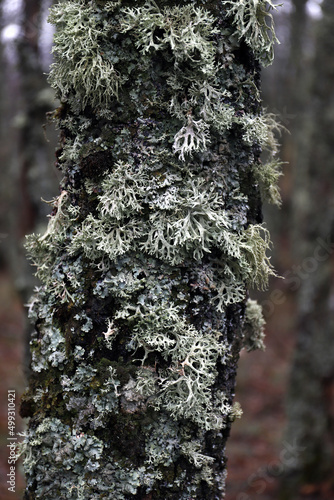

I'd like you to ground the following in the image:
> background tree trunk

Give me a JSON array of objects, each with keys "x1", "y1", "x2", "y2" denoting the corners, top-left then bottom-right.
[
  {"x1": 280, "y1": 1, "x2": 334, "y2": 498},
  {"x1": 0, "y1": 0, "x2": 9, "y2": 269},
  {"x1": 20, "y1": 1, "x2": 281, "y2": 498},
  {"x1": 0, "y1": 0, "x2": 58, "y2": 296},
  {"x1": 15, "y1": 0, "x2": 59, "y2": 297}
]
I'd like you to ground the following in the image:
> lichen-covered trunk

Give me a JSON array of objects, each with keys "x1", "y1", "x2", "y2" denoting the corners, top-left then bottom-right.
[{"x1": 20, "y1": 1, "x2": 281, "y2": 498}]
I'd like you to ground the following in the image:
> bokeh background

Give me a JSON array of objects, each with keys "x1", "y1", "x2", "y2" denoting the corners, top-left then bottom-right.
[{"x1": 1, "y1": 1, "x2": 333, "y2": 499}]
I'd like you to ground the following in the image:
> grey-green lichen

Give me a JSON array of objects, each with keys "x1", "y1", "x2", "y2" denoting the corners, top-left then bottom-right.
[
  {"x1": 21, "y1": 0, "x2": 282, "y2": 498},
  {"x1": 222, "y1": 0, "x2": 281, "y2": 67},
  {"x1": 243, "y1": 298, "x2": 266, "y2": 351},
  {"x1": 48, "y1": 0, "x2": 126, "y2": 113},
  {"x1": 21, "y1": 417, "x2": 165, "y2": 498}
]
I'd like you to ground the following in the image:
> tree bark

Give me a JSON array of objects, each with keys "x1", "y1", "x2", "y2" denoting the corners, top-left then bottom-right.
[{"x1": 20, "y1": 1, "x2": 281, "y2": 498}]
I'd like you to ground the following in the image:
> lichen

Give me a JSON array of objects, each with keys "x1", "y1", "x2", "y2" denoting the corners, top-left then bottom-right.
[
  {"x1": 253, "y1": 157, "x2": 283, "y2": 206},
  {"x1": 222, "y1": 0, "x2": 281, "y2": 67},
  {"x1": 48, "y1": 0, "x2": 126, "y2": 113},
  {"x1": 21, "y1": 0, "x2": 282, "y2": 497},
  {"x1": 243, "y1": 298, "x2": 266, "y2": 351},
  {"x1": 129, "y1": 302, "x2": 233, "y2": 429}
]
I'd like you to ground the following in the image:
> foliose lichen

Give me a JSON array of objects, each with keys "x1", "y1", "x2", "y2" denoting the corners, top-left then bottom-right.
[{"x1": 21, "y1": 0, "x2": 281, "y2": 498}]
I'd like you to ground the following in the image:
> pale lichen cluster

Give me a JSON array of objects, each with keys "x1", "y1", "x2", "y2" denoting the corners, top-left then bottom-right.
[
  {"x1": 222, "y1": 0, "x2": 281, "y2": 67},
  {"x1": 21, "y1": 0, "x2": 281, "y2": 498}
]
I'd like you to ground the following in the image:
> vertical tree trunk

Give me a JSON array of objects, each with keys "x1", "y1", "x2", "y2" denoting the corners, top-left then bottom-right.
[
  {"x1": 1, "y1": 0, "x2": 59, "y2": 302},
  {"x1": 20, "y1": 1, "x2": 281, "y2": 498},
  {"x1": 280, "y1": 1, "x2": 334, "y2": 498},
  {"x1": 17, "y1": 0, "x2": 43, "y2": 241},
  {"x1": 0, "y1": 0, "x2": 8, "y2": 269},
  {"x1": 288, "y1": 0, "x2": 308, "y2": 85}
]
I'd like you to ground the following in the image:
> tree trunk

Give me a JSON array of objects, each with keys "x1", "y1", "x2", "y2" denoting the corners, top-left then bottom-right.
[
  {"x1": 20, "y1": 1, "x2": 281, "y2": 498},
  {"x1": 280, "y1": 1, "x2": 334, "y2": 498},
  {"x1": 10, "y1": 0, "x2": 59, "y2": 299},
  {"x1": 0, "y1": 0, "x2": 8, "y2": 269}
]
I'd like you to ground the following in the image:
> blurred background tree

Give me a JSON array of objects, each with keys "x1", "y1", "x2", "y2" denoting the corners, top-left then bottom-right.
[
  {"x1": 0, "y1": 0, "x2": 58, "y2": 298},
  {"x1": 280, "y1": 0, "x2": 334, "y2": 497},
  {"x1": 1, "y1": 1, "x2": 333, "y2": 499},
  {"x1": 0, "y1": 2, "x2": 58, "y2": 498}
]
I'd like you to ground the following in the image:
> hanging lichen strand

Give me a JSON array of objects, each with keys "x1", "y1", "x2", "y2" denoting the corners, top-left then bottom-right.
[{"x1": 20, "y1": 0, "x2": 281, "y2": 498}]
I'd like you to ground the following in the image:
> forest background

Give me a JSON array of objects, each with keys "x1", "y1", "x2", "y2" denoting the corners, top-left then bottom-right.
[{"x1": 0, "y1": 0, "x2": 333, "y2": 499}]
